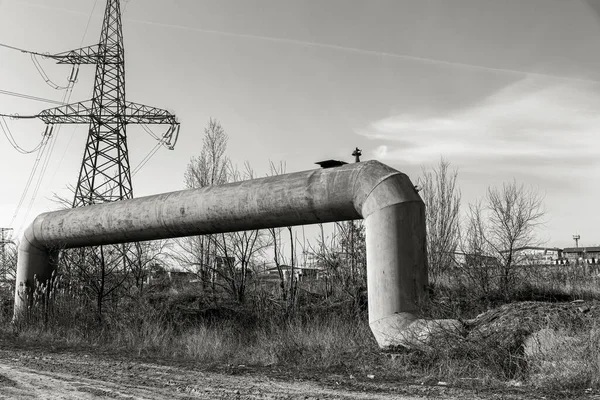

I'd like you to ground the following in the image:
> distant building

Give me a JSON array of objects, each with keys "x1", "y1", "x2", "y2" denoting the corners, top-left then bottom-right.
[
  {"x1": 502, "y1": 246, "x2": 563, "y2": 266},
  {"x1": 262, "y1": 265, "x2": 326, "y2": 282},
  {"x1": 451, "y1": 251, "x2": 498, "y2": 267},
  {"x1": 167, "y1": 270, "x2": 196, "y2": 284},
  {"x1": 145, "y1": 268, "x2": 195, "y2": 286},
  {"x1": 173, "y1": 255, "x2": 239, "y2": 284},
  {"x1": 452, "y1": 247, "x2": 563, "y2": 267},
  {"x1": 214, "y1": 256, "x2": 235, "y2": 270},
  {"x1": 563, "y1": 247, "x2": 600, "y2": 265}
]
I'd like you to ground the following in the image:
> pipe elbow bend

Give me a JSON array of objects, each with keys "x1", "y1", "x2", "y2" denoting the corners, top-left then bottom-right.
[
  {"x1": 351, "y1": 161, "x2": 422, "y2": 218},
  {"x1": 14, "y1": 214, "x2": 54, "y2": 318},
  {"x1": 19, "y1": 217, "x2": 45, "y2": 256}
]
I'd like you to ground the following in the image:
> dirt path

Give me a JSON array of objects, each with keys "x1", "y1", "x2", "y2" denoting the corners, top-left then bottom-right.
[
  {"x1": 0, "y1": 361, "x2": 439, "y2": 400},
  {"x1": 0, "y1": 345, "x2": 536, "y2": 400},
  {"x1": 0, "y1": 352, "x2": 430, "y2": 400}
]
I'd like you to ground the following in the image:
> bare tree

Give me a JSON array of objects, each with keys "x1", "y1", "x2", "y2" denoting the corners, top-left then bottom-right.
[
  {"x1": 195, "y1": 162, "x2": 270, "y2": 303},
  {"x1": 302, "y1": 221, "x2": 366, "y2": 307},
  {"x1": 335, "y1": 220, "x2": 366, "y2": 289},
  {"x1": 175, "y1": 118, "x2": 231, "y2": 289},
  {"x1": 184, "y1": 118, "x2": 230, "y2": 189},
  {"x1": 266, "y1": 161, "x2": 296, "y2": 304},
  {"x1": 460, "y1": 180, "x2": 545, "y2": 298},
  {"x1": 123, "y1": 240, "x2": 169, "y2": 295},
  {"x1": 268, "y1": 225, "x2": 300, "y2": 312},
  {"x1": 420, "y1": 158, "x2": 461, "y2": 284},
  {"x1": 485, "y1": 180, "x2": 545, "y2": 294},
  {"x1": 459, "y1": 200, "x2": 496, "y2": 295},
  {"x1": 59, "y1": 245, "x2": 129, "y2": 323},
  {"x1": 51, "y1": 188, "x2": 132, "y2": 323},
  {"x1": 175, "y1": 121, "x2": 270, "y2": 304},
  {"x1": 0, "y1": 243, "x2": 17, "y2": 281},
  {"x1": 214, "y1": 228, "x2": 269, "y2": 303}
]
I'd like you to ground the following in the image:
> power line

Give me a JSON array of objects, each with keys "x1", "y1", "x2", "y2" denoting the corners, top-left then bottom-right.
[
  {"x1": 80, "y1": 0, "x2": 100, "y2": 46},
  {"x1": 0, "y1": 42, "x2": 59, "y2": 61},
  {"x1": 131, "y1": 122, "x2": 180, "y2": 177},
  {"x1": 122, "y1": 0, "x2": 131, "y2": 14},
  {"x1": 9, "y1": 70, "x2": 77, "y2": 234},
  {"x1": 0, "y1": 117, "x2": 47, "y2": 154},
  {"x1": 0, "y1": 89, "x2": 66, "y2": 106},
  {"x1": 8, "y1": 0, "x2": 179, "y2": 235},
  {"x1": 132, "y1": 142, "x2": 162, "y2": 177},
  {"x1": 8, "y1": 139, "x2": 50, "y2": 229},
  {"x1": 141, "y1": 123, "x2": 160, "y2": 140},
  {"x1": 20, "y1": 78, "x2": 77, "y2": 230},
  {"x1": 30, "y1": 54, "x2": 71, "y2": 90},
  {"x1": 0, "y1": 42, "x2": 44, "y2": 56},
  {"x1": 5, "y1": 0, "x2": 94, "y2": 235}
]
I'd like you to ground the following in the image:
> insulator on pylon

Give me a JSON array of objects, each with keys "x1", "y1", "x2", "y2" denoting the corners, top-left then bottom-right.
[
  {"x1": 68, "y1": 67, "x2": 80, "y2": 83},
  {"x1": 43, "y1": 125, "x2": 54, "y2": 138}
]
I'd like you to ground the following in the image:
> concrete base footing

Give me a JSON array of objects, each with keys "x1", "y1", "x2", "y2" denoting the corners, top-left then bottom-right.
[{"x1": 372, "y1": 317, "x2": 464, "y2": 350}]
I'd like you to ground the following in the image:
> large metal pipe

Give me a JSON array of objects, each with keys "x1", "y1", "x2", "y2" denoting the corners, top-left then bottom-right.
[{"x1": 15, "y1": 160, "x2": 428, "y2": 348}]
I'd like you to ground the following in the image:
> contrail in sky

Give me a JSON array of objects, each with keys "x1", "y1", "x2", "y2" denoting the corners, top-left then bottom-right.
[
  {"x1": 128, "y1": 18, "x2": 600, "y2": 85},
  {"x1": 15, "y1": 0, "x2": 600, "y2": 85}
]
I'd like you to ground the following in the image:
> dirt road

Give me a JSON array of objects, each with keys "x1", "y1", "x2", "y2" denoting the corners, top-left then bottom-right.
[
  {"x1": 0, "y1": 361, "x2": 410, "y2": 399},
  {"x1": 0, "y1": 344, "x2": 531, "y2": 400},
  {"x1": 0, "y1": 353, "x2": 428, "y2": 400}
]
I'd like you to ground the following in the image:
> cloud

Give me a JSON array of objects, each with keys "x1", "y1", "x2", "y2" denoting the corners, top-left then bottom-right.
[{"x1": 358, "y1": 76, "x2": 600, "y2": 171}]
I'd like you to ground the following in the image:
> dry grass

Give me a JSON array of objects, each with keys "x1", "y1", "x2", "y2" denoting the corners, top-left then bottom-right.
[
  {"x1": 2, "y1": 266, "x2": 600, "y2": 394},
  {"x1": 525, "y1": 327, "x2": 600, "y2": 390}
]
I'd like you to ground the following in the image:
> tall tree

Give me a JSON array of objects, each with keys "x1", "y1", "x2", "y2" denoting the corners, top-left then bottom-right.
[
  {"x1": 485, "y1": 180, "x2": 545, "y2": 293},
  {"x1": 267, "y1": 161, "x2": 297, "y2": 305},
  {"x1": 184, "y1": 118, "x2": 230, "y2": 189},
  {"x1": 124, "y1": 240, "x2": 169, "y2": 296},
  {"x1": 420, "y1": 158, "x2": 461, "y2": 284},
  {"x1": 176, "y1": 118, "x2": 231, "y2": 288},
  {"x1": 459, "y1": 200, "x2": 496, "y2": 295},
  {"x1": 211, "y1": 163, "x2": 270, "y2": 303},
  {"x1": 51, "y1": 188, "x2": 131, "y2": 323},
  {"x1": 175, "y1": 119, "x2": 268, "y2": 303},
  {"x1": 461, "y1": 180, "x2": 545, "y2": 297},
  {"x1": 0, "y1": 243, "x2": 17, "y2": 281}
]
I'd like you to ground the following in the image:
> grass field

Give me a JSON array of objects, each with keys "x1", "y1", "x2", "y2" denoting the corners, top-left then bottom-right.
[{"x1": 2, "y1": 263, "x2": 600, "y2": 396}]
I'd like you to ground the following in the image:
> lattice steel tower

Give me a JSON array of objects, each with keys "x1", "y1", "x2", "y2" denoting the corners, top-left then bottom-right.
[{"x1": 33, "y1": 0, "x2": 179, "y2": 206}]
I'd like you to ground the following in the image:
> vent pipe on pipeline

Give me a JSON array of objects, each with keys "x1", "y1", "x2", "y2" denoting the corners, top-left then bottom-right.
[{"x1": 15, "y1": 160, "x2": 435, "y2": 349}]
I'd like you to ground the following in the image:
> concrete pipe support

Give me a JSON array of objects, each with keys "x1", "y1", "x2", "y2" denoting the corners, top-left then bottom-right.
[{"x1": 15, "y1": 160, "x2": 430, "y2": 349}]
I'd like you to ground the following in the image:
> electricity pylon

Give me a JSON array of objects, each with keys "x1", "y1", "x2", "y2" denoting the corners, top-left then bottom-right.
[
  {"x1": 14, "y1": 0, "x2": 179, "y2": 206},
  {"x1": 0, "y1": 228, "x2": 13, "y2": 278}
]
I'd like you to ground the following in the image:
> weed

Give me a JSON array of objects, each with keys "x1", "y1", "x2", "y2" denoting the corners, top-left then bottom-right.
[{"x1": 3, "y1": 264, "x2": 600, "y2": 392}]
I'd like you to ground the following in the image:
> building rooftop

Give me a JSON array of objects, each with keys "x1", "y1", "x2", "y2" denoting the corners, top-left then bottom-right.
[
  {"x1": 499, "y1": 246, "x2": 563, "y2": 253},
  {"x1": 266, "y1": 265, "x2": 324, "y2": 271},
  {"x1": 563, "y1": 246, "x2": 600, "y2": 253}
]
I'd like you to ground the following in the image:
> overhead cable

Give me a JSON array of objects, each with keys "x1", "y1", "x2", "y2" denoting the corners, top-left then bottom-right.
[
  {"x1": 8, "y1": 139, "x2": 50, "y2": 229},
  {"x1": 30, "y1": 54, "x2": 71, "y2": 90},
  {"x1": 0, "y1": 116, "x2": 47, "y2": 154},
  {"x1": 80, "y1": 0, "x2": 100, "y2": 46},
  {"x1": 132, "y1": 124, "x2": 179, "y2": 176},
  {"x1": 0, "y1": 88, "x2": 65, "y2": 106},
  {"x1": 20, "y1": 78, "x2": 77, "y2": 228},
  {"x1": 132, "y1": 142, "x2": 162, "y2": 177},
  {"x1": 0, "y1": 42, "x2": 49, "y2": 58}
]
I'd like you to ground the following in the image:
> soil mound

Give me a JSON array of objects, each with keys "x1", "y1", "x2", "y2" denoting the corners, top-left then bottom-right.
[{"x1": 465, "y1": 300, "x2": 599, "y2": 348}]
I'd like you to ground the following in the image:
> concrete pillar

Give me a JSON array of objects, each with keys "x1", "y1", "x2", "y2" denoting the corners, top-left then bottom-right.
[{"x1": 366, "y1": 202, "x2": 427, "y2": 347}]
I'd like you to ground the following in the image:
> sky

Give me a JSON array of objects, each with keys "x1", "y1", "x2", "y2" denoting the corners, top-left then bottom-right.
[{"x1": 1, "y1": 0, "x2": 600, "y2": 248}]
